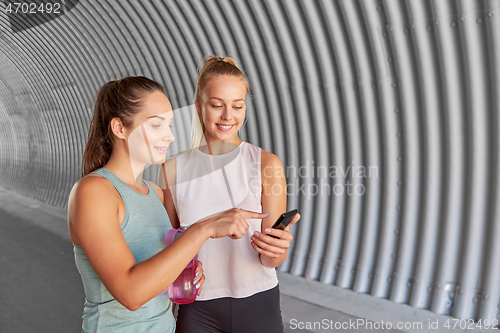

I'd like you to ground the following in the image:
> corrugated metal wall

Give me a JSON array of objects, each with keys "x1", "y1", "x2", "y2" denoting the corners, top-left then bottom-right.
[{"x1": 1, "y1": 0, "x2": 499, "y2": 323}]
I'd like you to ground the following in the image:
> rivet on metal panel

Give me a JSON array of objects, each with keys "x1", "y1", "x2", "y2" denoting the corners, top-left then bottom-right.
[
  {"x1": 388, "y1": 57, "x2": 393, "y2": 63},
  {"x1": 459, "y1": 288, "x2": 464, "y2": 294},
  {"x1": 334, "y1": 265, "x2": 338, "y2": 270},
  {"x1": 488, "y1": 12, "x2": 494, "y2": 18},
  {"x1": 383, "y1": 32, "x2": 388, "y2": 37},
  {"x1": 449, "y1": 292, "x2": 454, "y2": 298},
  {"x1": 485, "y1": 295, "x2": 489, "y2": 300},
  {"x1": 412, "y1": 24, "x2": 416, "y2": 29},
  {"x1": 369, "y1": 273, "x2": 373, "y2": 278},
  {"x1": 415, "y1": 278, "x2": 419, "y2": 284},
  {"x1": 427, "y1": 25, "x2": 432, "y2": 31},
  {"x1": 372, "y1": 84, "x2": 377, "y2": 89},
  {"x1": 436, "y1": 282, "x2": 440, "y2": 288},
  {"x1": 427, "y1": 286, "x2": 432, "y2": 292},
  {"x1": 392, "y1": 83, "x2": 397, "y2": 88},
  {"x1": 407, "y1": 282, "x2": 411, "y2": 288},
  {"x1": 389, "y1": 26, "x2": 394, "y2": 32},
  {"x1": 351, "y1": 269, "x2": 356, "y2": 274},
  {"x1": 377, "y1": 6, "x2": 382, "y2": 11},
  {"x1": 451, "y1": 22, "x2": 457, "y2": 28},
  {"x1": 391, "y1": 252, "x2": 396, "y2": 257},
  {"x1": 477, "y1": 18, "x2": 483, "y2": 24},
  {"x1": 397, "y1": 157, "x2": 402, "y2": 162},
  {"x1": 396, "y1": 205, "x2": 401, "y2": 210},
  {"x1": 387, "y1": 277, "x2": 392, "y2": 283},
  {"x1": 404, "y1": 29, "x2": 409, "y2": 35},
  {"x1": 473, "y1": 297, "x2": 478, "y2": 304},
  {"x1": 393, "y1": 229, "x2": 399, "y2": 235},
  {"x1": 397, "y1": 181, "x2": 402, "y2": 186},
  {"x1": 461, "y1": 16, "x2": 466, "y2": 22},
  {"x1": 435, "y1": 20, "x2": 440, "y2": 26},
  {"x1": 444, "y1": 298, "x2": 453, "y2": 309},
  {"x1": 396, "y1": 132, "x2": 402, "y2": 138}
]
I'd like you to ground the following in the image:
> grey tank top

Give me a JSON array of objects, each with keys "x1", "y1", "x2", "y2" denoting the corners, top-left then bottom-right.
[{"x1": 73, "y1": 168, "x2": 174, "y2": 333}]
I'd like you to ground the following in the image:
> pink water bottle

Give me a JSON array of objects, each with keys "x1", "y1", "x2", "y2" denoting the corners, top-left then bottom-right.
[{"x1": 165, "y1": 228, "x2": 198, "y2": 304}]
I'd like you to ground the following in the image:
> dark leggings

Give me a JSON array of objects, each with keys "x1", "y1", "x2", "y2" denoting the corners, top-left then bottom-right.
[{"x1": 175, "y1": 285, "x2": 284, "y2": 333}]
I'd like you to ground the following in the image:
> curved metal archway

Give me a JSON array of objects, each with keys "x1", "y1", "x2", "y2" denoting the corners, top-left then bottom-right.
[{"x1": 1, "y1": 0, "x2": 499, "y2": 323}]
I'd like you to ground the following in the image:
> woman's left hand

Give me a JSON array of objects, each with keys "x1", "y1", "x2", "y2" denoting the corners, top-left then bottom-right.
[
  {"x1": 193, "y1": 260, "x2": 205, "y2": 296},
  {"x1": 250, "y1": 213, "x2": 300, "y2": 258}
]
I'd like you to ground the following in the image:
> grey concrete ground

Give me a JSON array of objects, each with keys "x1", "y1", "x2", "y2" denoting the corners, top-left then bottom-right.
[
  {"x1": 0, "y1": 190, "x2": 83, "y2": 333},
  {"x1": 278, "y1": 273, "x2": 497, "y2": 333},
  {"x1": 0, "y1": 188, "x2": 497, "y2": 333}
]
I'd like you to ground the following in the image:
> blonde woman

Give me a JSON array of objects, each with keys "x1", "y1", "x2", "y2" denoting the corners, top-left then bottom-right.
[{"x1": 161, "y1": 58, "x2": 300, "y2": 332}]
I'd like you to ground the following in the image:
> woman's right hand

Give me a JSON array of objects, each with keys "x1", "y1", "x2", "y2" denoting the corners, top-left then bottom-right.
[{"x1": 198, "y1": 208, "x2": 269, "y2": 239}]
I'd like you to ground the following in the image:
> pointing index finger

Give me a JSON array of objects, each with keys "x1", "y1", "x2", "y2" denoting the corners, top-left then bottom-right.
[{"x1": 238, "y1": 209, "x2": 270, "y2": 219}]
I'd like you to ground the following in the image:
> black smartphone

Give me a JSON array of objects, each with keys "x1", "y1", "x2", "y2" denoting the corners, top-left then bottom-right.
[{"x1": 269, "y1": 209, "x2": 298, "y2": 239}]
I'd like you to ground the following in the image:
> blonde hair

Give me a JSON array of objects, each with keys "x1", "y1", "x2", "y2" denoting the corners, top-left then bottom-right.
[{"x1": 191, "y1": 56, "x2": 249, "y2": 149}]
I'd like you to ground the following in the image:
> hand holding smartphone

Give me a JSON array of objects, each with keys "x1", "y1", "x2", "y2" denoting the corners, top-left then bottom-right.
[{"x1": 269, "y1": 209, "x2": 298, "y2": 239}]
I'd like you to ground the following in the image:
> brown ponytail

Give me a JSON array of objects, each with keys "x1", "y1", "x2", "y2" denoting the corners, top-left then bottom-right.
[{"x1": 81, "y1": 76, "x2": 164, "y2": 177}]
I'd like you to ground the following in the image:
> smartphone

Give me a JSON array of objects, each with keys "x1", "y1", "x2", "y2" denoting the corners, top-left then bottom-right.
[{"x1": 269, "y1": 209, "x2": 298, "y2": 239}]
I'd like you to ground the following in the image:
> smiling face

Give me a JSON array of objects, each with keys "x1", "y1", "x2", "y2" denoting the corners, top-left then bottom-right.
[
  {"x1": 126, "y1": 90, "x2": 175, "y2": 165},
  {"x1": 196, "y1": 75, "x2": 247, "y2": 144}
]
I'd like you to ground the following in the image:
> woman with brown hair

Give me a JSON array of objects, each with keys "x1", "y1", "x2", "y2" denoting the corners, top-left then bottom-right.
[{"x1": 68, "y1": 76, "x2": 268, "y2": 332}]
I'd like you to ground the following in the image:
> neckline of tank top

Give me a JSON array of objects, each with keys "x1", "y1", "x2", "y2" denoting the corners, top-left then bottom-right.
[
  {"x1": 195, "y1": 141, "x2": 245, "y2": 157},
  {"x1": 99, "y1": 168, "x2": 151, "y2": 197}
]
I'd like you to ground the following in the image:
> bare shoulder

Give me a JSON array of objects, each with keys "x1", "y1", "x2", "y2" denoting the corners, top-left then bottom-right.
[
  {"x1": 71, "y1": 174, "x2": 116, "y2": 198},
  {"x1": 68, "y1": 174, "x2": 119, "y2": 213},
  {"x1": 261, "y1": 150, "x2": 283, "y2": 169},
  {"x1": 68, "y1": 174, "x2": 121, "y2": 244},
  {"x1": 260, "y1": 150, "x2": 285, "y2": 183}
]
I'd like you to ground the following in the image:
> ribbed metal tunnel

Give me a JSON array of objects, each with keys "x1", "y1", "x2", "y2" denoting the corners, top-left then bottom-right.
[{"x1": 1, "y1": 0, "x2": 499, "y2": 323}]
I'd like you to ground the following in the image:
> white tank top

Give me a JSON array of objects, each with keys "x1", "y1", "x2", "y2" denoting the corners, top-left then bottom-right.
[{"x1": 174, "y1": 141, "x2": 278, "y2": 300}]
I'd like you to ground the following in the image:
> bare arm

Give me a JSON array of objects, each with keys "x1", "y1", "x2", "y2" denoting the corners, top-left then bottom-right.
[
  {"x1": 69, "y1": 176, "x2": 262, "y2": 311},
  {"x1": 250, "y1": 151, "x2": 300, "y2": 268}
]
